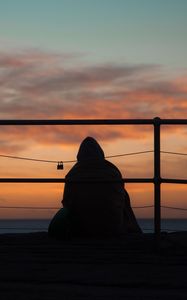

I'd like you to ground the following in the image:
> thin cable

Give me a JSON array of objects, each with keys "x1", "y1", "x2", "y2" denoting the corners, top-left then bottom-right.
[
  {"x1": 0, "y1": 150, "x2": 154, "y2": 165},
  {"x1": 132, "y1": 205, "x2": 154, "y2": 209},
  {"x1": 0, "y1": 154, "x2": 58, "y2": 164},
  {"x1": 0, "y1": 150, "x2": 187, "y2": 165},
  {"x1": 161, "y1": 151, "x2": 187, "y2": 156},
  {"x1": 161, "y1": 205, "x2": 187, "y2": 211},
  {"x1": 0, "y1": 206, "x2": 59, "y2": 210},
  {"x1": 0, "y1": 205, "x2": 187, "y2": 210},
  {"x1": 0, "y1": 205, "x2": 153, "y2": 210},
  {"x1": 106, "y1": 150, "x2": 153, "y2": 159}
]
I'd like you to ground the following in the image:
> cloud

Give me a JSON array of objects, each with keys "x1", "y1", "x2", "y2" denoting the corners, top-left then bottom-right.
[
  {"x1": 0, "y1": 49, "x2": 187, "y2": 152},
  {"x1": 161, "y1": 155, "x2": 187, "y2": 179}
]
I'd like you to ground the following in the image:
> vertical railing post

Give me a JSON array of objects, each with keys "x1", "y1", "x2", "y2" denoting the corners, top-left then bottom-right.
[{"x1": 153, "y1": 117, "x2": 161, "y2": 241}]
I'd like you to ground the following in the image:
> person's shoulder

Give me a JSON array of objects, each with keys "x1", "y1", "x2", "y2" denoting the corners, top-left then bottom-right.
[
  {"x1": 104, "y1": 160, "x2": 122, "y2": 177},
  {"x1": 104, "y1": 159, "x2": 120, "y2": 169},
  {"x1": 65, "y1": 159, "x2": 122, "y2": 179},
  {"x1": 65, "y1": 162, "x2": 80, "y2": 178}
]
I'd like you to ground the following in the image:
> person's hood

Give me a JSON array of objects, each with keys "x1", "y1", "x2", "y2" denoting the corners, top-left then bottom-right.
[{"x1": 77, "y1": 137, "x2": 105, "y2": 162}]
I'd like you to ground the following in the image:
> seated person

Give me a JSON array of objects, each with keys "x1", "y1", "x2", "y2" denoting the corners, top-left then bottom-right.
[{"x1": 48, "y1": 137, "x2": 142, "y2": 238}]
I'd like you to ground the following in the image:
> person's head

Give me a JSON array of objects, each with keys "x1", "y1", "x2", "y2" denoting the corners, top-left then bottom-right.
[{"x1": 77, "y1": 137, "x2": 105, "y2": 162}]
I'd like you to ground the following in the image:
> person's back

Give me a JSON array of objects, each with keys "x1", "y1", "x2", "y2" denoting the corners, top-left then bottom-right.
[
  {"x1": 62, "y1": 137, "x2": 141, "y2": 237},
  {"x1": 48, "y1": 137, "x2": 141, "y2": 239}
]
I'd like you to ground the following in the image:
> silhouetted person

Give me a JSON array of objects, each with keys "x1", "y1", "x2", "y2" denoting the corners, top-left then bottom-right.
[{"x1": 48, "y1": 137, "x2": 141, "y2": 238}]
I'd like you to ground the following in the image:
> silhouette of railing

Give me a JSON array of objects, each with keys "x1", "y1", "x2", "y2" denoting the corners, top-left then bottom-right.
[{"x1": 0, "y1": 117, "x2": 187, "y2": 239}]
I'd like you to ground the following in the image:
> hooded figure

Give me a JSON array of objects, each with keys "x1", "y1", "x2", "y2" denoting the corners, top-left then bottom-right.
[{"x1": 48, "y1": 137, "x2": 141, "y2": 238}]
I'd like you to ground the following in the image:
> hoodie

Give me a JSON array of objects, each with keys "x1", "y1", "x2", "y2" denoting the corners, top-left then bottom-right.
[{"x1": 62, "y1": 137, "x2": 141, "y2": 236}]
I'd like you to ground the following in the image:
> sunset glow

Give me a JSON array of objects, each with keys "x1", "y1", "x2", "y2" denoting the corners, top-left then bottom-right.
[{"x1": 0, "y1": 0, "x2": 187, "y2": 218}]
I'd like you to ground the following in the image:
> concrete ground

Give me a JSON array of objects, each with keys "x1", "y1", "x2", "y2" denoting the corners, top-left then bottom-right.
[{"x1": 0, "y1": 232, "x2": 187, "y2": 299}]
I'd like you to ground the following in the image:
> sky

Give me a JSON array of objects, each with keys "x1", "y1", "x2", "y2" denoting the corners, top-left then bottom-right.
[{"x1": 0, "y1": 0, "x2": 187, "y2": 219}]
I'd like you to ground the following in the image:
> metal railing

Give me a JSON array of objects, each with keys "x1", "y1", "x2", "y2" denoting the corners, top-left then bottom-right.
[{"x1": 0, "y1": 117, "x2": 187, "y2": 239}]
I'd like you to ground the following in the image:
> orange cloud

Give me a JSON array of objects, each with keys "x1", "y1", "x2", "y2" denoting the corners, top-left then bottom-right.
[
  {"x1": 0, "y1": 50, "x2": 186, "y2": 119},
  {"x1": 0, "y1": 49, "x2": 186, "y2": 153}
]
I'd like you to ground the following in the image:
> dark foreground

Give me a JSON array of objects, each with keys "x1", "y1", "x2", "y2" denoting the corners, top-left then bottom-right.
[{"x1": 0, "y1": 232, "x2": 187, "y2": 300}]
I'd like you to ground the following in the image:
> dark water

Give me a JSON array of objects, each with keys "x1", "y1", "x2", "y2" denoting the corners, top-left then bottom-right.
[
  {"x1": 138, "y1": 219, "x2": 187, "y2": 233},
  {"x1": 0, "y1": 219, "x2": 187, "y2": 234}
]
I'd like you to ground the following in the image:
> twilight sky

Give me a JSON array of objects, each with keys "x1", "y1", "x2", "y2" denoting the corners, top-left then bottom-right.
[{"x1": 0, "y1": 0, "x2": 187, "y2": 219}]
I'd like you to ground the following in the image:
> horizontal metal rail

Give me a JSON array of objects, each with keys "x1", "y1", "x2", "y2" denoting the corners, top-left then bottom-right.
[
  {"x1": 0, "y1": 178, "x2": 154, "y2": 183},
  {"x1": 0, "y1": 118, "x2": 187, "y2": 125},
  {"x1": 0, "y1": 119, "x2": 154, "y2": 125},
  {"x1": 161, "y1": 178, "x2": 187, "y2": 184},
  {"x1": 0, "y1": 178, "x2": 187, "y2": 183}
]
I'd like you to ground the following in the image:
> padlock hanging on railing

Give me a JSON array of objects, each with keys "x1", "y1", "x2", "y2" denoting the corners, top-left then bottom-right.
[{"x1": 57, "y1": 161, "x2": 64, "y2": 170}]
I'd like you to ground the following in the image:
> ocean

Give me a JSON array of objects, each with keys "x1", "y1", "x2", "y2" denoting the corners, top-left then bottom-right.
[{"x1": 0, "y1": 219, "x2": 187, "y2": 234}]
